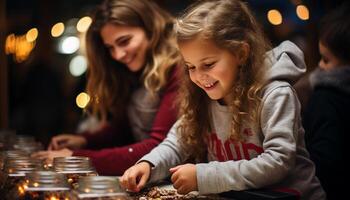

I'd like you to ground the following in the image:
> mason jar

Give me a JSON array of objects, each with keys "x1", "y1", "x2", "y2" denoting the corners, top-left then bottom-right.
[
  {"x1": 70, "y1": 176, "x2": 129, "y2": 200},
  {"x1": 1, "y1": 157, "x2": 42, "y2": 200},
  {"x1": 23, "y1": 171, "x2": 71, "y2": 200},
  {"x1": 53, "y1": 156, "x2": 97, "y2": 189},
  {"x1": 0, "y1": 150, "x2": 29, "y2": 187}
]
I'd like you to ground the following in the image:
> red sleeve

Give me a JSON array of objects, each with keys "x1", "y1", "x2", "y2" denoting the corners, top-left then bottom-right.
[
  {"x1": 81, "y1": 119, "x2": 133, "y2": 150},
  {"x1": 73, "y1": 68, "x2": 179, "y2": 175}
]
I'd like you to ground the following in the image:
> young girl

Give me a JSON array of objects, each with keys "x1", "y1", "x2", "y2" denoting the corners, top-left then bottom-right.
[
  {"x1": 32, "y1": 0, "x2": 182, "y2": 175},
  {"x1": 120, "y1": 0, "x2": 325, "y2": 199},
  {"x1": 303, "y1": 2, "x2": 350, "y2": 199}
]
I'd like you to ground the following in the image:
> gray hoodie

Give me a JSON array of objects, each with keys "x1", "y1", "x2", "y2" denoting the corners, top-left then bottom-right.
[{"x1": 140, "y1": 41, "x2": 326, "y2": 200}]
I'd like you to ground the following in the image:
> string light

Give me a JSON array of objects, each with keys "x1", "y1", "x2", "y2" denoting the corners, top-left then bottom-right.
[
  {"x1": 51, "y1": 22, "x2": 65, "y2": 37},
  {"x1": 267, "y1": 9, "x2": 283, "y2": 25},
  {"x1": 77, "y1": 16, "x2": 92, "y2": 33},
  {"x1": 296, "y1": 5, "x2": 310, "y2": 20},
  {"x1": 76, "y1": 92, "x2": 90, "y2": 109}
]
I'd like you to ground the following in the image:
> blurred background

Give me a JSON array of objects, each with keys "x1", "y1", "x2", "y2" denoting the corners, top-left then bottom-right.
[{"x1": 0, "y1": 0, "x2": 346, "y2": 146}]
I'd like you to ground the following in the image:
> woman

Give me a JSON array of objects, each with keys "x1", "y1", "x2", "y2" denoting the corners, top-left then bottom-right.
[{"x1": 32, "y1": 0, "x2": 182, "y2": 175}]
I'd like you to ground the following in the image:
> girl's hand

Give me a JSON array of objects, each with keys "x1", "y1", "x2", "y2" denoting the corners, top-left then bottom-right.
[
  {"x1": 169, "y1": 164, "x2": 197, "y2": 194},
  {"x1": 31, "y1": 148, "x2": 73, "y2": 165},
  {"x1": 119, "y1": 161, "x2": 151, "y2": 192},
  {"x1": 48, "y1": 134, "x2": 87, "y2": 150}
]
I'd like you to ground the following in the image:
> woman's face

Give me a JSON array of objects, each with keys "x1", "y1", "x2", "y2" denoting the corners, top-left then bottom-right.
[
  {"x1": 179, "y1": 37, "x2": 241, "y2": 105},
  {"x1": 100, "y1": 23, "x2": 149, "y2": 72},
  {"x1": 318, "y1": 41, "x2": 343, "y2": 71}
]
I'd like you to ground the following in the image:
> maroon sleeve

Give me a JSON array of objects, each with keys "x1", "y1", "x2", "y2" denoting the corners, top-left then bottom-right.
[
  {"x1": 81, "y1": 118, "x2": 132, "y2": 150},
  {"x1": 73, "y1": 68, "x2": 179, "y2": 175}
]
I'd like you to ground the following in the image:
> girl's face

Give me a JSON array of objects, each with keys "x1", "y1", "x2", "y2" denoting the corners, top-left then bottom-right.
[
  {"x1": 318, "y1": 41, "x2": 343, "y2": 71},
  {"x1": 100, "y1": 23, "x2": 149, "y2": 72},
  {"x1": 179, "y1": 37, "x2": 241, "y2": 105}
]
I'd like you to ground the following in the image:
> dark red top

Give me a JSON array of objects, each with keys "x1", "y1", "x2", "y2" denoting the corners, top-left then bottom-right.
[{"x1": 73, "y1": 67, "x2": 179, "y2": 175}]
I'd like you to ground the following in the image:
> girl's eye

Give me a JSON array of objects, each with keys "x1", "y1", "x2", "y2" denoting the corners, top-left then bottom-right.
[
  {"x1": 204, "y1": 62, "x2": 215, "y2": 68},
  {"x1": 186, "y1": 64, "x2": 195, "y2": 71}
]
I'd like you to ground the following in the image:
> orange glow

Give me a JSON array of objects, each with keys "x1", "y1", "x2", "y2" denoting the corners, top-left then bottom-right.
[
  {"x1": 26, "y1": 28, "x2": 38, "y2": 42},
  {"x1": 267, "y1": 9, "x2": 283, "y2": 25},
  {"x1": 76, "y1": 92, "x2": 90, "y2": 109},
  {"x1": 5, "y1": 33, "x2": 35, "y2": 63},
  {"x1": 296, "y1": 5, "x2": 309, "y2": 20},
  {"x1": 51, "y1": 22, "x2": 65, "y2": 37}
]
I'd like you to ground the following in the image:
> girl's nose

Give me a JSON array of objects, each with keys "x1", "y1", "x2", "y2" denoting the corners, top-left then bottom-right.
[{"x1": 198, "y1": 72, "x2": 209, "y2": 80}]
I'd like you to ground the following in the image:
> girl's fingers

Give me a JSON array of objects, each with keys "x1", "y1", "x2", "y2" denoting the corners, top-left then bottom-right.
[
  {"x1": 176, "y1": 185, "x2": 188, "y2": 195},
  {"x1": 119, "y1": 170, "x2": 129, "y2": 189},
  {"x1": 169, "y1": 165, "x2": 182, "y2": 173},
  {"x1": 127, "y1": 170, "x2": 138, "y2": 192},
  {"x1": 136, "y1": 173, "x2": 148, "y2": 192},
  {"x1": 171, "y1": 171, "x2": 180, "y2": 187}
]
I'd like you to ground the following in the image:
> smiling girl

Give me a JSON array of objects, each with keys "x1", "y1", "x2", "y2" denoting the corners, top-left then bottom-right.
[{"x1": 120, "y1": 0, "x2": 325, "y2": 199}]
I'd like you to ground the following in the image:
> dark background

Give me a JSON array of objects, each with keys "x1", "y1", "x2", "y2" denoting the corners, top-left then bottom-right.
[{"x1": 0, "y1": 0, "x2": 345, "y2": 146}]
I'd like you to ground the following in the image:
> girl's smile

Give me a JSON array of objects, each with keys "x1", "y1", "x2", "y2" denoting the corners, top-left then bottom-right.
[
  {"x1": 202, "y1": 80, "x2": 219, "y2": 90},
  {"x1": 179, "y1": 37, "x2": 241, "y2": 104}
]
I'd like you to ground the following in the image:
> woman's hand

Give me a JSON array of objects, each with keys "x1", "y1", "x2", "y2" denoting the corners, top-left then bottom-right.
[
  {"x1": 119, "y1": 161, "x2": 152, "y2": 192},
  {"x1": 48, "y1": 134, "x2": 87, "y2": 150},
  {"x1": 170, "y1": 164, "x2": 198, "y2": 194},
  {"x1": 31, "y1": 148, "x2": 73, "y2": 165}
]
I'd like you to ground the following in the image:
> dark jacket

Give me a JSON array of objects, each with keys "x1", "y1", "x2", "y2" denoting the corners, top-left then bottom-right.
[{"x1": 303, "y1": 66, "x2": 350, "y2": 200}]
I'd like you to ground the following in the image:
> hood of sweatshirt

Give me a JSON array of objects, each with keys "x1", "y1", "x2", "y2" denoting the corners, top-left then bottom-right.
[
  {"x1": 310, "y1": 66, "x2": 350, "y2": 95},
  {"x1": 264, "y1": 40, "x2": 306, "y2": 85}
]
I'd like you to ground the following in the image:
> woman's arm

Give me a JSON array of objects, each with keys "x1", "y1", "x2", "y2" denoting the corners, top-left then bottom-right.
[{"x1": 73, "y1": 69, "x2": 180, "y2": 175}]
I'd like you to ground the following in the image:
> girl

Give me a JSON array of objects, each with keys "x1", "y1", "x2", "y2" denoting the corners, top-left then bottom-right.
[
  {"x1": 303, "y1": 2, "x2": 350, "y2": 199},
  {"x1": 32, "y1": 0, "x2": 182, "y2": 175},
  {"x1": 120, "y1": 0, "x2": 326, "y2": 199}
]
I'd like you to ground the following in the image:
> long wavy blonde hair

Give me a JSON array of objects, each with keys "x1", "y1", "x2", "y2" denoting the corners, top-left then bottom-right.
[
  {"x1": 175, "y1": 0, "x2": 271, "y2": 158},
  {"x1": 85, "y1": 0, "x2": 181, "y2": 122}
]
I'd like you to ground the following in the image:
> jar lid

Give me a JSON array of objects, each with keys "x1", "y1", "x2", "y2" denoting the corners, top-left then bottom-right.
[
  {"x1": 53, "y1": 156, "x2": 95, "y2": 172},
  {"x1": 4, "y1": 150, "x2": 29, "y2": 158},
  {"x1": 4, "y1": 157, "x2": 42, "y2": 176},
  {"x1": 76, "y1": 176, "x2": 127, "y2": 197},
  {"x1": 25, "y1": 171, "x2": 70, "y2": 191}
]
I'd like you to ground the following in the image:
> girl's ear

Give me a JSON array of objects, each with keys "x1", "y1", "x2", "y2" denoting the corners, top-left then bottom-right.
[{"x1": 238, "y1": 42, "x2": 250, "y2": 65}]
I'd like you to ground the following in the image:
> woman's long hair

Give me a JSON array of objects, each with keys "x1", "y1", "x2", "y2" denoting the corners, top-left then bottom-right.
[
  {"x1": 85, "y1": 0, "x2": 181, "y2": 122},
  {"x1": 175, "y1": 0, "x2": 270, "y2": 159}
]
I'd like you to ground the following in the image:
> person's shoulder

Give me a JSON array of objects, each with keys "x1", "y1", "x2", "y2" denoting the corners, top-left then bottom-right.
[
  {"x1": 311, "y1": 86, "x2": 350, "y2": 104},
  {"x1": 262, "y1": 80, "x2": 294, "y2": 99}
]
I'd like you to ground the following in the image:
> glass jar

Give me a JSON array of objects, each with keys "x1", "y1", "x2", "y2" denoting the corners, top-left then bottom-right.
[
  {"x1": 0, "y1": 150, "x2": 29, "y2": 187},
  {"x1": 53, "y1": 156, "x2": 97, "y2": 189},
  {"x1": 70, "y1": 176, "x2": 129, "y2": 200},
  {"x1": 1, "y1": 157, "x2": 42, "y2": 200},
  {"x1": 23, "y1": 171, "x2": 71, "y2": 200}
]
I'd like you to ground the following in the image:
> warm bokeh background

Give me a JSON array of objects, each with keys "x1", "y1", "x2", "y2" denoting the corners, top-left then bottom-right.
[{"x1": 0, "y1": 0, "x2": 346, "y2": 146}]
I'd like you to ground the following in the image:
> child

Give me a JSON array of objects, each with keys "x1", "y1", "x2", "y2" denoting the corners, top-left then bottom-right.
[
  {"x1": 120, "y1": 0, "x2": 325, "y2": 199},
  {"x1": 302, "y1": 2, "x2": 350, "y2": 199},
  {"x1": 31, "y1": 0, "x2": 182, "y2": 175}
]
